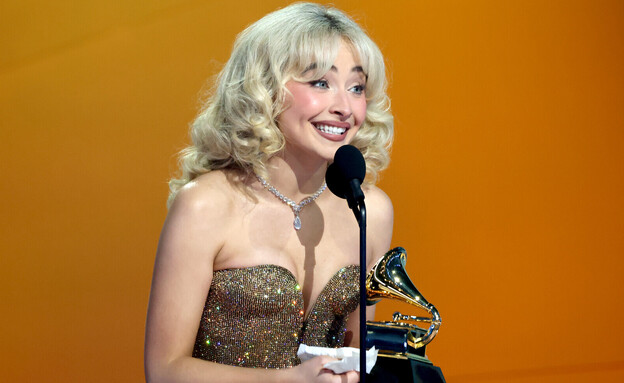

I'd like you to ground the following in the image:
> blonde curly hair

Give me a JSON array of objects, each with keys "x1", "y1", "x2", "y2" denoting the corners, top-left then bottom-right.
[{"x1": 168, "y1": 2, "x2": 394, "y2": 207}]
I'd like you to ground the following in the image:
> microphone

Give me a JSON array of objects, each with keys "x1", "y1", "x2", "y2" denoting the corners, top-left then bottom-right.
[{"x1": 326, "y1": 145, "x2": 366, "y2": 211}]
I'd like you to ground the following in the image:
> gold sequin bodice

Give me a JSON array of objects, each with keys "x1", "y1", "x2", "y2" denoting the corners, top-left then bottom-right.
[{"x1": 192, "y1": 264, "x2": 360, "y2": 368}]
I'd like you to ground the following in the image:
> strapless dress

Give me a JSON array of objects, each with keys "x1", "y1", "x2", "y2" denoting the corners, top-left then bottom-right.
[{"x1": 192, "y1": 264, "x2": 360, "y2": 368}]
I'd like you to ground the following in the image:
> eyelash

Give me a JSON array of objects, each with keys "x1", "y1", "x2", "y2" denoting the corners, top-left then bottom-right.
[
  {"x1": 350, "y1": 84, "x2": 366, "y2": 95},
  {"x1": 309, "y1": 80, "x2": 366, "y2": 95},
  {"x1": 310, "y1": 79, "x2": 329, "y2": 89}
]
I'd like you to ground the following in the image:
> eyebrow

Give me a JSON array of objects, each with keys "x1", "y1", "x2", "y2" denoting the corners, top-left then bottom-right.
[
  {"x1": 302, "y1": 63, "x2": 368, "y2": 79},
  {"x1": 346, "y1": 66, "x2": 368, "y2": 81},
  {"x1": 330, "y1": 65, "x2": 366, "y2": 77}
]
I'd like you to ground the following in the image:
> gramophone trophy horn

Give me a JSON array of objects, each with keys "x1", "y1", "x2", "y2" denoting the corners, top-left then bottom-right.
[{"x1": 366, "y1": 247, "x2": 442, "y2": 354}]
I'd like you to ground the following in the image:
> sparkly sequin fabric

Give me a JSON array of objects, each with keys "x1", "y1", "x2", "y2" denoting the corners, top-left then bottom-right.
[{"x1": 192, "y1": 264, "x2": 360, "y2": 368}]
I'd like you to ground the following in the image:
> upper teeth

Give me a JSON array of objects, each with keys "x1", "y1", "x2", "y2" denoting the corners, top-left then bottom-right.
[{"x1": 315, "y1": 124, "x2": 346, "y2": 135}]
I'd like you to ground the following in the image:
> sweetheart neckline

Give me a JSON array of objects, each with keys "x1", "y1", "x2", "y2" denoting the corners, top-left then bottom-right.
[{"x1": 213, "y1": 263, "x2": 360, "y2": 322}]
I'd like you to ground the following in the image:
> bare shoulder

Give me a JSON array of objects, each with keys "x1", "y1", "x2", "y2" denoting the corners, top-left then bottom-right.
[
  {"x1": 363, "y1": 184, "x2": 394, "y2": 267},
  {"x1": 160, "y1": 171, "x2": 239, "y2": 262},
  {"x1": 170, "y1": 170, "x2": 236, "y2": 215},
  {"x1": 363, "y1": 184, "x2": 394, "y2": 224}
]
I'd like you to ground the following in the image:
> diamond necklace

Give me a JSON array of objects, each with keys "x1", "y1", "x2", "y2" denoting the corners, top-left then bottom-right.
[{"x1": 255, "y1": 174, "x2": 327, "y2": 231}]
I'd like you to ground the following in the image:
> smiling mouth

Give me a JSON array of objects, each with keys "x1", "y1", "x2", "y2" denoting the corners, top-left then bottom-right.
[{"x1": 314, "y1": 124, "x2": 347, "y2": 135}]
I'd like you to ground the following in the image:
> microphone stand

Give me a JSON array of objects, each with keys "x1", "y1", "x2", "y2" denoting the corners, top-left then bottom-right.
[
  {"x1": 356, "y1": 201, "x2": 367, "y2": 382},
  {"x1": 347, "y1": 180, "x2": 367, "y2": 382}
]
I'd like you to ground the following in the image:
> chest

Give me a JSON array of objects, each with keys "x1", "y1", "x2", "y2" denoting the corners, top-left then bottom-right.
[
  {"x1": 215, "y1": 195, "x2": 361, "y2": 312},
  {"x1": 219, "y1": 196, "x2": 359, "y2": 268}
]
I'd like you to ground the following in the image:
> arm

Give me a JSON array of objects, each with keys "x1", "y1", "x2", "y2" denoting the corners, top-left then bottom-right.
[
  {"x1": 144, "y1": 176, "x2": 360, "y2": 383},
  {"x1": 344, "y1": 185, "x2": 394, "y2": 347}
]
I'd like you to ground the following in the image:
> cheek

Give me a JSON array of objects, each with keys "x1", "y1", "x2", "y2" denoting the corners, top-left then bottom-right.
[
  {"x1": 353, "y1": 99, "x2": 368, "y2": 126},
  {"x1": 289, "y1": 87, "x2": 322, "y2": 114},
  {"x1": 278, "y1": 88, "x2": 320, "y2": 131}
]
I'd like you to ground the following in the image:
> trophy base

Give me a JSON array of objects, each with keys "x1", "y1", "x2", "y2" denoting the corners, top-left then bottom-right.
[{"x1": 368, "y1": 354, "x2": 446, "y2": 383}]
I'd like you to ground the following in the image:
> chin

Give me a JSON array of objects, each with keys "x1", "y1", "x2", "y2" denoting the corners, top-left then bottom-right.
[{"x1": 321, "y1": 142, "x2": 347, "y2": 163}]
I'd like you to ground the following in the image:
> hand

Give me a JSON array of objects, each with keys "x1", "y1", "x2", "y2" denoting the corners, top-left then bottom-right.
[{"x1": 286, "y1": 356, "x2": 360, "y2": 383}]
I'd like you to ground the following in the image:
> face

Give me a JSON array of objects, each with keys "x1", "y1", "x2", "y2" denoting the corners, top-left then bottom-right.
[{"x1": 277, "y1": 41, "x2": 368, "y2": 164}]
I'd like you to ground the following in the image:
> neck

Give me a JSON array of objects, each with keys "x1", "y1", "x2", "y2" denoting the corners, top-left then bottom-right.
[{"x1": 265, "y1": 153, "x2": 328, "y2": 199}]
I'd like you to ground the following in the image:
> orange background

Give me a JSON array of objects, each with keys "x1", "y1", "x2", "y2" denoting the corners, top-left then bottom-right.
[{"x1": 1, "y1": 1, "x2": 623, "y2": 381}]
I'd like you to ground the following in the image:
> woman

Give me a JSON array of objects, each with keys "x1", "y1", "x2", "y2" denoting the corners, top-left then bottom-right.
[{"x1": 145, "y1": 3, "x2": 394, "y2": 382}]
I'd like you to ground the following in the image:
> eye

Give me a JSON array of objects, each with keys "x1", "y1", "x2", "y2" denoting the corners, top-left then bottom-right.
[
  {"x1": 309, "y1": 79, "x2": 329, "y2": 89},
  {"x1": 349, "y1": 84, "x2": 366, "y2": 95}
]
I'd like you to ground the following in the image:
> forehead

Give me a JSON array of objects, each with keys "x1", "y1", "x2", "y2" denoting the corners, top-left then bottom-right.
[
  {"x1": 292, "y1": 38, "x2": 367, "y2": 79},
  {"x1": 335, "y1": 41, "x2": 363, "y2": 66}
]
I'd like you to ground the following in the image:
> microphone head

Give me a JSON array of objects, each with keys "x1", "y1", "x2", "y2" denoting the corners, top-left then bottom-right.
[{"x1": 326, "y1": 145, "x2": 366, "y2": 199}]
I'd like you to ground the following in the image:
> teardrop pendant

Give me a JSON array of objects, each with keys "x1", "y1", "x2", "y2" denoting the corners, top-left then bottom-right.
[
  {"x1": 255, "y1": 174, "x2": 326, "y2": 231},
  {"x1": 293, "y1": 215, "x2": 302, "y2": 230}
]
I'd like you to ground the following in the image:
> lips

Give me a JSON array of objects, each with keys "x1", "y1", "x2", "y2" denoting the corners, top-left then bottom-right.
[{"x1": 310, "y1": 121, "x2": 352, "y2": 142}]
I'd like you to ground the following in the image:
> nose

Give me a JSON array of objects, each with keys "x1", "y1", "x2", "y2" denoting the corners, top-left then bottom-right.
[{"x1": 329, "y1": 90, "x2": 352, "y2": 120}]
